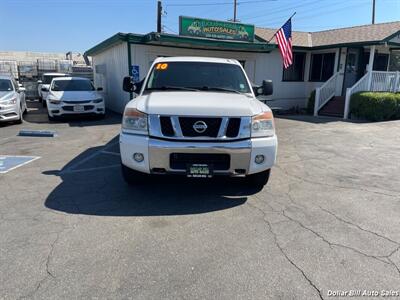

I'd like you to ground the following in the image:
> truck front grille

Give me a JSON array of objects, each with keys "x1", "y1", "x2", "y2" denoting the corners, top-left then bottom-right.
[
  {"x1": 170, "y1": 153, "x2": 230, "y2": 170},
  {"x1": 179, "y1": 117, "x2": 222, "y2": 137},
  {"x1": 226, "y1": 118, "x2": 241, "y2": 138},
  {"x1": 156, "y1": 116, "x2": 244, "y2": 139},
  {"x1": 160, "y1": 116, "x2": 174, "y2": 136}
]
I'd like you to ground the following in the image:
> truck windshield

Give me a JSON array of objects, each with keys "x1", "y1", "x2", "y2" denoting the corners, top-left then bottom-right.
[
  {"x1": 43, "y1": 75, "x2": 64, "y2": 84},
  {"x1": 51, "y1": 80, "x2": 94, "y2": 91},
  {"x1": 0, "y1": 79, "x2": 13, "y2": 91},
  {"x1": 145, "y1": 62, "x2": 251, "y2": 94}
]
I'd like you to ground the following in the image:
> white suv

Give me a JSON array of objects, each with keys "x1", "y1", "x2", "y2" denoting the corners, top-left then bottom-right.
[
  {"x1": 0, "y1": 75, "x2": 27, "y2": 124},
  {"x1": 120, "y1": 57, "x2": 277, "y2": 188}
]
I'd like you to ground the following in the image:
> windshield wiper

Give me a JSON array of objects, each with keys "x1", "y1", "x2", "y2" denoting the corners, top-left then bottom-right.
[
  {"x1": 145, "y1": 86, "x2": 199, "y2": 92},
  {"x1": 197, "y1": 86, "x2": 243, "y2": 94}
]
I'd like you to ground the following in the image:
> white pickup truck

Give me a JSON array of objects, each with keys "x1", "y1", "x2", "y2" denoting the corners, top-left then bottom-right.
[{"x1": 120, "y1": 57, "x2": 277, "y2": 188}]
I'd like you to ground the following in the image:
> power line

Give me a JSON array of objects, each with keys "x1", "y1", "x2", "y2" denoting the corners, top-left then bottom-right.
[
  {"x1": 256, "y1": 1, "x2": 367, "y2": 27},
  {"x1": 166, "y1": 0, "x2": 275, "y2": 7},
  {"x1": 249, "y1": 0, "x2": 349, "y2": 25},
  {"x1": 240, "y1": 0, "x2": 322, "y2": 20}
]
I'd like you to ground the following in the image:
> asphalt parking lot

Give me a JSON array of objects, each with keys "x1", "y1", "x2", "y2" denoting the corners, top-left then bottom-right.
[{"x1": 1, "y1": 101, "x2": 400, "y2": 299}]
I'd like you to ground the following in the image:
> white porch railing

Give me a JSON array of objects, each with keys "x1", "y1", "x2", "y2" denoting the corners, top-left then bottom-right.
[
  {"x1": 370, "y1": 71, "x2": 399, "y2": 92},
  {"x1": 344, "y1": 71, "x2": 400, "y2": 119},
  {"x1": 314, "y1": 72, "x2": 340, "y2": 116}
]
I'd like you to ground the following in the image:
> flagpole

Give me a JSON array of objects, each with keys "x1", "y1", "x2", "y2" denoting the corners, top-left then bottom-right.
[{"x1": 266, "y1": 12, "x2": 296, "y2": 44}]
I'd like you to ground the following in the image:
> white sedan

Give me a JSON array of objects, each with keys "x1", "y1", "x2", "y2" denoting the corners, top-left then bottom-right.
[
  {"x1": 44, "y1": 77, "x2": 105, "y2": 120},
  {"x1": 0, "y1": 75, "x2": 27, "y2": 124}
]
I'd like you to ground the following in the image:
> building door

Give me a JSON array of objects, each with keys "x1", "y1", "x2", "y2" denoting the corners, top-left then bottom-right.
[{"x1": 342, "y1": 48, "x2": 360, "y2": 95}]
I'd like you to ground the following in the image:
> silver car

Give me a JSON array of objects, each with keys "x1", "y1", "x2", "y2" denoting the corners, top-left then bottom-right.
[{"x1": 0, "y1": 75, "x2": 27, "y2": 124}]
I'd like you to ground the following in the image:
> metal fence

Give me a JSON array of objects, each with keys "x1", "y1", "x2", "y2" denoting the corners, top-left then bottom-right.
[{"x1": 0, "y1": 59, "x2": 93, "y2": 99}]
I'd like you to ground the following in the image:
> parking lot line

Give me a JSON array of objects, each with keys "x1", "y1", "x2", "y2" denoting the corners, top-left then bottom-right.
[
  {"x1": 62, "y1": 142, "x2": 119, "y2": 172},
  {"x1": 0, "y1": 156, "x2": 41, "y2": 174},
  {"x1": 60, "y1": 164, "x2": 120, "y2": 174},
  {"x1": 101, "y1": 150, "x2": 120, "y2": 156}
]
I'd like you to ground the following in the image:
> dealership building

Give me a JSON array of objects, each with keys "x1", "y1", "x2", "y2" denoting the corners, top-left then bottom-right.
[{"x1": 85, "y1": 18, "x2": 400, "y2": 118}]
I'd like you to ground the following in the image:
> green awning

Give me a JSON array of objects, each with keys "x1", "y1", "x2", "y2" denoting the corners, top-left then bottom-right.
[{"x1": 85, "y1": 32, "x2": 276, "y2": 56}]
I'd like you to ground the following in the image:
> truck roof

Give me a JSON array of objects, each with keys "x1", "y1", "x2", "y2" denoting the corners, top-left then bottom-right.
[
  {"x1": 0, "y1": 75, "x2": 13, "y2": 80},
  {"x1": 153, "y1": 56, "x2": 241, "y2": 65},
  {"x1": 43, "y1": 72, "x2": 68, "y2": 76},
  {"x1": 51, "y1": 76, "x2": 90, "y2": 81}
]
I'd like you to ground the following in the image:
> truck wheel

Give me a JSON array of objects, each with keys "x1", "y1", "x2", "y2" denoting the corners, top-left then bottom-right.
[
  {"x1": 121, "y1": 163, "x2": 148, "y2": 185},
  {"x1": 246, "y1": 169, "x2": 271, "y2": 189}
]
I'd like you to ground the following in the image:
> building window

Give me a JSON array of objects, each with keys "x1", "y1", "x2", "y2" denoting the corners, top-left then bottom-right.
[
  {"x1": 389, "y1": 50, "x2": 400, "y2": 71},
  {"x1": 373, "y1": 53, "x2": 389, "y2": 71},
  {"x1": 309, "y1": 53, "x2": 335, "y2": 81},
  {"x1": 282, "y1": 52, "x2": 305, "y2": 81}
]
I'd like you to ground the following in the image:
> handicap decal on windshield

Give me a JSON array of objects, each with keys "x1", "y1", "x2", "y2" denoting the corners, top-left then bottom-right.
[{"x1": 0, "y1": 156, "x2": 40, "y2": 174}]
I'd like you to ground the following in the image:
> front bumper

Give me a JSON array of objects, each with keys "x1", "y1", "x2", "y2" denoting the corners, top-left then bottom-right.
[
  {"x1": 47, "y1": 101, "x2": 105, "y2": 117},
  {"x1": 0, "y1": 105, "x2": 19, "y2": 122},
  {"x1": 120, "y1": 133, "x2": 277, "y2": 176}
]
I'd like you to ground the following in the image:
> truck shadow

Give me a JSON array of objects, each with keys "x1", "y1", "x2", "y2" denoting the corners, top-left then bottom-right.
[{"x1": 43, "y1": 138, "x2": 255, "y2": 217}]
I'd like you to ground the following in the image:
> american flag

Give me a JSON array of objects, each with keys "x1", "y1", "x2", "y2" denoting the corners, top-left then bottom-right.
[{"x1": 275, "y1": 18, "x2": 293, "y2": 69}]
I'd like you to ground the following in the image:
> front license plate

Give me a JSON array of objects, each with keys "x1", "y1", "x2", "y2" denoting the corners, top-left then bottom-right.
[
  {"x1": 73, "y1": 105, "x2": 85, "y2": 112},
  {"x1": 187, "y1": 164, "x2": 213, "y2": 178}
]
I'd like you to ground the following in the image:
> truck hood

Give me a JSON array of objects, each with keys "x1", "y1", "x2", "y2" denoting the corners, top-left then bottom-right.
[
  {"x1": 132, "y1": 91, "x2": 266, "y2": 117},
  {"x1": 0, "y1": 91, "x2": 15, "y2": 102},
  {"x1": 48, "y1": 91, "x2": 101, "y2": 101}
]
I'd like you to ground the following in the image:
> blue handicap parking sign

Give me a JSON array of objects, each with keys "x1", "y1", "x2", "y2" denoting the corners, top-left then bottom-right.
[
  {"x1": 0, "y1": 156, "x2": 40, "y2": 173},
  {"x1": 131, "y1": 65, "x2": 140, "y2": 83}
]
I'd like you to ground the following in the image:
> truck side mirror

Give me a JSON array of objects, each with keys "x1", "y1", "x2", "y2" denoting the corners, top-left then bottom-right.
[
  {"x1": 123, "y1": 76, "x2": 134, "y2": 92},
  {"x1": 261, "y1": 80, "x2": 273, "y2": 96},
  {"x1": 123, "y1": 76, "x2": 144, "y2": 93}
]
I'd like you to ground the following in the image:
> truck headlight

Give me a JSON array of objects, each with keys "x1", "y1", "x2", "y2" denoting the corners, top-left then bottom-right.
[
  {"x1": 122, "y1": 108, "x2": 148, "y2": 134},
  {"x1": 251, "y1": 111, "x2": 275, "y2": 137}
]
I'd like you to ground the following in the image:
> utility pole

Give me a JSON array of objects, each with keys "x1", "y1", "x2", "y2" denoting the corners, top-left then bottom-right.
[
  {"x1": 157, "y1": 1, "x2": 162, "y2": 33},
  {"x1": 372, "y1": 0, "x2": 376, "y2": 24},
  {"x1": 233, "y1": 0, "x2": 237, "y2": 22}
]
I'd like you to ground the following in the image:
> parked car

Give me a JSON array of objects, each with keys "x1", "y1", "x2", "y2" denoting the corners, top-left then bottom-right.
[
  {"x1": 0, "y1": 75, "x2": 27, "y2": 124},
  {"x1": 120, "y1": 56, "x2": 277, "y2": 188},
  {"x1": 44, "y1": 77, "x2": 105, "y2": 120},
  {"x1": 37, "y1": 73, "x2": 68, "y2": 104}
]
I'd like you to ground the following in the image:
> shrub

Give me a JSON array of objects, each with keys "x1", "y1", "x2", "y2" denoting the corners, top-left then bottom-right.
[
  {"x1": 350, "y1": 92, "x2": 400, "y2": 121},
  {"x1": 307, "y1": 90, "x2": 316, "y2": 115}
]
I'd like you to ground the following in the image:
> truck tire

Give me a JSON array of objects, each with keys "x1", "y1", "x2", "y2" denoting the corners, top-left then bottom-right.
[
  {"x1": 121, "y1": 163, "x2": 148, "y2": 185},
  {"x1": 246, "y1": 169, "x2": 271, "y2": 189}
]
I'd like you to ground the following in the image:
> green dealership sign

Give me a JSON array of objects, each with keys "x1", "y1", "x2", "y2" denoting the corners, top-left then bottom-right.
[{"x1": 179, "y1": 16, "x2": 255, "y2": 42}]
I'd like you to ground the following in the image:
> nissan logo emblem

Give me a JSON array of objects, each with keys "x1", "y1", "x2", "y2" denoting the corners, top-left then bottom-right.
[{"x1": 193, "y1": 121, "x2": 208, "y2": 133}]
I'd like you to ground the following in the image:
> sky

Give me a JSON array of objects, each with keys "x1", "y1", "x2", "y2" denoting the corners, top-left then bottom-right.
[{"x1": 0, "y1": 0, "x2": 399, "y2": 54}]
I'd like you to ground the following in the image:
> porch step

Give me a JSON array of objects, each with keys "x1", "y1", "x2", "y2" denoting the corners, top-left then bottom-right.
[{"x1": 319, "y1": 96, "x2": 345, "y2": 117}]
